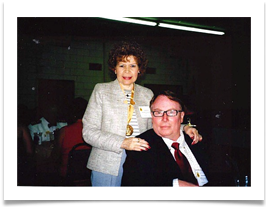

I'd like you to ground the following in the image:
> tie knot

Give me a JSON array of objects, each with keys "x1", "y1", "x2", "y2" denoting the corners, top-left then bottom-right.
[{"x1": 172, "y1": 142, "x2": 179, "y2": 150}]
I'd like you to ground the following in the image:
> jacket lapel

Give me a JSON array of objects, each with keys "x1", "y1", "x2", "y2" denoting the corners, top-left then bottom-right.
[
  {"x1": 147, "y1": 130, "x2": 182, "y2": 174},
  {"x1": 184, "y1": 132, "x2": 209, "y2": 174}
]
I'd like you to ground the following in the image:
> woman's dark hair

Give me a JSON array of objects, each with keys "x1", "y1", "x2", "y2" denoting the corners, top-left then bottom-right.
[
  {"x1": 108, "y1": 41, "x2": 148, "y2": 76},
  {"x1": 150, "y1": 90, "x2": 186, "y2": 112}
]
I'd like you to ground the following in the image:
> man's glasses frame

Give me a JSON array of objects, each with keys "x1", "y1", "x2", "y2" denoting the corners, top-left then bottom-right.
[{"x1": 151, "y1": 109, "x2": 183, "y2": 117}]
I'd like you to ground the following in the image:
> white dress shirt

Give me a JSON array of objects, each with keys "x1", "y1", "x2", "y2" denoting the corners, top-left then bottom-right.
[
  {"x1": 28, "y1": 117, "x2": 67, "y2": 142},
  {"x1": 162, "y1": 130, "x2": 208, "y2": 187}
]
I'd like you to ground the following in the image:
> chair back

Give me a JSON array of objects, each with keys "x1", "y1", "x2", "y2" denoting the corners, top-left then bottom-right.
[{"x1": 66, "y1": 142, "x2": 92, "y2": 186}]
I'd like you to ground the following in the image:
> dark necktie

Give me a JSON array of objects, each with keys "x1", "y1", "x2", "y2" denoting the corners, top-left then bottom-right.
[{"x1": 172, "y1": 142, "x2": 197, "y2": 185}]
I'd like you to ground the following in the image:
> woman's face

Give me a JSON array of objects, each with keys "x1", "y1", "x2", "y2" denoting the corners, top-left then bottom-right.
[{"x1": 115, "y1": 55, "x2": 139, "y2": 90}]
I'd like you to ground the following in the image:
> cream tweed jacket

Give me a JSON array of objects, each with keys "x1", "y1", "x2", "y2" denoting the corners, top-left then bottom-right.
[{"x1": 82, "y1": 79, "x2": 154, "y2": 176}]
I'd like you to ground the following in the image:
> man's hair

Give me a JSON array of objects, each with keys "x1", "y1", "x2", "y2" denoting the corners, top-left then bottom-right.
[{"x1": 150, "y1": 90, "x2": 185, "y2": 111}]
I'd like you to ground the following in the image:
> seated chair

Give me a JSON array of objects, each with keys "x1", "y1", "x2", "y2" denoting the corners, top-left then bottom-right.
[{"x1": 65, "y1": 143, "x2": 92, "y2": 186}]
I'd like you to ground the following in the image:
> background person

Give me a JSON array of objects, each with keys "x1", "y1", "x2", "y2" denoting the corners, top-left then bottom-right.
[{"x1": 55, "y1": 97, "x2": 91, "y2": 179}]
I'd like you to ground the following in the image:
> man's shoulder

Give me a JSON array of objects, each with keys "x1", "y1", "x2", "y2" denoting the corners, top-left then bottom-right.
[
  {"x1": 138, "y1": 129, "x2": 158, "y2": 142},
  {"x1": 126, "y1": 129, "x2": 156, "y2": 158}
]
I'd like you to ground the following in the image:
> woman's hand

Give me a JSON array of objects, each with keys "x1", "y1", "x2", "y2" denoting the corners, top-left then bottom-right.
[
  {"x1": 184, "y1": 125, "x2": 203, "y2": 145},
  {"x1": 121, "y1": 137, "x2": 150, "y2": 151}
]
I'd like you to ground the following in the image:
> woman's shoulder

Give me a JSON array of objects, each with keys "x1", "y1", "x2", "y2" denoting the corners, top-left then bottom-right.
[
  {"x1": 135, "y1": 84, "x2": 154, "y2": 96},
  {"x1": 95, "y1": 81, "x2": 113, "y2": 87},
  {"x1": 93, "y1": 82, "x2": 112, "y2": 93},
  {"x1": 93, "y1": 81, "x2": 117, "y2": 92},
  {"x1": 135, "y1": 84, "x2": 153, "y2": 93}
]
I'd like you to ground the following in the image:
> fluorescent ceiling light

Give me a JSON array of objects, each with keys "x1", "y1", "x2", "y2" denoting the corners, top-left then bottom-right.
[
  {"x1": 100, "y1": 17, "x2": 157, "y2": 26},
  {"x1": 158, "y1": 23, "x2": 225, "y2": 35},
  {"x1": 100, "y1": 18, "x2": 225, "y2": 35}
]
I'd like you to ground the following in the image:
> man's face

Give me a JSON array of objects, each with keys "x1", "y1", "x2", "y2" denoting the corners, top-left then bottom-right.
[{"x1": 151, "y1": 95, "x2": 185, "y2": 141}]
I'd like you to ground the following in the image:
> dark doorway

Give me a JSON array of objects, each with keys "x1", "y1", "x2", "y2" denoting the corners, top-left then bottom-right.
[{"x1": 37, "y1": 79, "x2": 75, "y2": 122}]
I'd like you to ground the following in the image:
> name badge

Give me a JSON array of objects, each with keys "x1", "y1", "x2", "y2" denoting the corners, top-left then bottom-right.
[
  {"x1": 139, "y1": 106, "x2": 152, "y2": 118},
  {"x1": 195, "y1": 169, "x2": 208, "y2": 186}
]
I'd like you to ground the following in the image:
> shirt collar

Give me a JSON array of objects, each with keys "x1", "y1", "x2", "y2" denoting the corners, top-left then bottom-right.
[
  {"x1": 162, "y1": 130, "x2": 186, "y2": 149},
  {"x1": 40, "y1": 117, "x2": 49, "y2": 124}
]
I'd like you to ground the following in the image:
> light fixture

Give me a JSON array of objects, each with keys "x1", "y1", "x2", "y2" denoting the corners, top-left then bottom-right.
[
  {"x1": 100, "y1": 17, "x2": 225, "y2": 35},
  {"x1": 158, "y1": 23, "x2": 225, "y2": 35},
  {"x1": 100, "y1": 17, "x2": 157, "y2": 26}
]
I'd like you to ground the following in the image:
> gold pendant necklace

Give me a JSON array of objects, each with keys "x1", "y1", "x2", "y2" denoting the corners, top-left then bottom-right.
[
  {"x1": 126, "y1": 124, "x2": 134, "y2": 136},
  {"x1": 119, "y1": 83, "x2": 135, "y2": 136}
]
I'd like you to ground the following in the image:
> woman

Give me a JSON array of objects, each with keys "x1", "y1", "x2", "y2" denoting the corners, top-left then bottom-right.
[{"x1": 82, "y1": 41, "x2": 201, "y2": 186}]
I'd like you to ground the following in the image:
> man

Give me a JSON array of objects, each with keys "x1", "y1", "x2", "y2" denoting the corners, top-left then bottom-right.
[{"x1": 122, "y1": 90, "x2": 209, "y2": 186}]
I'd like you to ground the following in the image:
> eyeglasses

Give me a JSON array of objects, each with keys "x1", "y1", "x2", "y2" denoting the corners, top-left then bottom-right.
[{"x1": 151, "y1": 109, "x2": 183, "y2": 117}]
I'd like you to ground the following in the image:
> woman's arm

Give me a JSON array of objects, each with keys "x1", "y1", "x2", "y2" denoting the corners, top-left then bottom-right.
[
  {"x1": 82, "y1": 84, "x2": 126, "y2": 153},
  {"x1": 182, "y1": 124, "x2": 203, "y2": 145}
]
